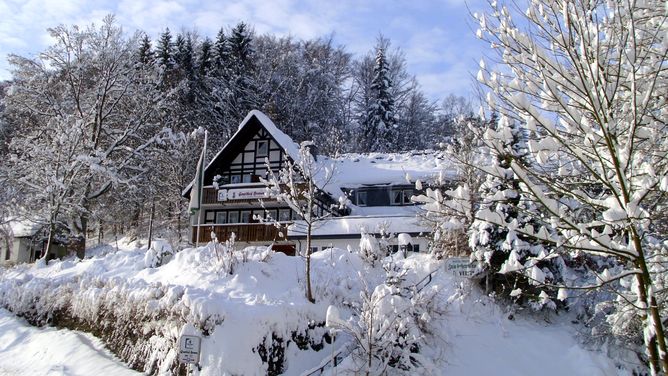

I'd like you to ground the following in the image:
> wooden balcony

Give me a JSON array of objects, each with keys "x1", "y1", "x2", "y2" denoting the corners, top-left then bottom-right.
[
  {"x1": 202, "y1": 187, "x2": 277, "y2": 205},
  {"x1": 202, "y1": 187, "x2": 218, "y2": 204},
  {"x1": 191, "y1": 223, "x2": 287, "y2": 244}
]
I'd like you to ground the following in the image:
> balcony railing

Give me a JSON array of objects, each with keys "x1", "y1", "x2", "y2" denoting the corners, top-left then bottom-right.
[{"x1": 191, "y1": 223, "x2": 286, "y2": 244}]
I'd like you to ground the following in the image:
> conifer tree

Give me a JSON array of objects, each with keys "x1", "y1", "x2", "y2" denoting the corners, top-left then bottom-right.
[
  {"x1": 469, "y1": 116, "x2": 556, "y2": 306},
  {"x1": 137, "y1": 34, "x2": 154, "y2": 66},
  {"x1": 363, "y1": 43, "x2": 397, "y2": 152},
  {"x1": 198, "y1": 37, "x2": 213, "y2": 77},
  {"x1": 175, "y1": 33, "x2": 194, "y2": 78},
  {"x1": 156, "y1": 28, "x2": 174, "y2": 70},
  {"x1": 212, "y1": 28, "x2": 230, "y2": 76},
  {"x1": 226, "y1": 22, "x2": 259, "y2": 126}
]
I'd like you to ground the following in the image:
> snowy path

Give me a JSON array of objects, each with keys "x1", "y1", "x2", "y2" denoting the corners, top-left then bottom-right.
[
  {"x1": 0, "y1": 309, "x2": 138, "y2": 376},
  {"x1": 440, "y1": 301, "x2": 625, "y2": 376}
]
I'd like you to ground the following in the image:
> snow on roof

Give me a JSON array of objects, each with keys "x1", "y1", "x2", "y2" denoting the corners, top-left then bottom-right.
[
  {"x1": 248, "y1": 110, "x2": 301, "y2": 161},
  {"x1": 7, "y1": 219, "x2": 42, "y2": 238},
  {"x1": 288, "y1": 215, "x2": 430, "y2": 238},
  {"x1": 184, "y1": 110, "x2": 460, "y2": 199},
  {"x1": 315, "y1": 150, "x2": 458, "y2": 199},
  {"x1": 184, "y1": 110, "x2": 301, "y2": 196},
  {"x1": 208, "y1": 110, "x2": 301, "y2": 173}
]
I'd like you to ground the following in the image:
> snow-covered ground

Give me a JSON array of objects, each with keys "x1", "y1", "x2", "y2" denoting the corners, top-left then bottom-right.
[
  {"x1": 0, "y1": 239, "x2": 631, "y2": 375},
  {"x1": 0, "y1": 308, "x2": 139, "y2": 376}
]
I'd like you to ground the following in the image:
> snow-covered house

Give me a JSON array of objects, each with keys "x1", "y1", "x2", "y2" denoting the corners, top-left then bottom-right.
[
  {"x1": 0, "y1": 220, "x2": 42, "y2": 264},
  {"x1": 0, "y1": 220, "x2": 85, "y2": 265},
  {"x1": 185, "y1": 110, "x2": 457, "y2": 255}
]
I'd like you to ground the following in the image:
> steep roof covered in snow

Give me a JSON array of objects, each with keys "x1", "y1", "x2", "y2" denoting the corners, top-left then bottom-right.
[
  {"x1": 183, "y1": 110, "x2": 301, "y2": 196},
  {"x1": 184, "y1": 110, "x2": 459, "y2": 200}
]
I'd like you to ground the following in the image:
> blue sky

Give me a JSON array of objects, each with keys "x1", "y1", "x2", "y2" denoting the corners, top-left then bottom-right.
[{"x1": 0, "y1": 0, "x2": 488, "y2": 102}]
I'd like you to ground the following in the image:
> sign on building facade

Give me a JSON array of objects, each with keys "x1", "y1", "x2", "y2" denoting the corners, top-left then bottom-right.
[{"x1": 218, "y1": 188, "x2": 269, "y2": 201}]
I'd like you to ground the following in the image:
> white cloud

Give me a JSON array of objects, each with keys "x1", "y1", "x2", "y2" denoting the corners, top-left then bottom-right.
[
  {"x1": 417, "y1": 61, "x2": 478, "y2": 102},
  {"x1": 0, "y1": 0, "x2": 487, "y2": 101}
]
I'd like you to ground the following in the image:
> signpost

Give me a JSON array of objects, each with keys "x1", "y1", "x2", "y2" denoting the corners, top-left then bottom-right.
[
  {"x1": 178, "y1": 335, "x2": 201, "y2": 364},
  {"x1": 445, "y1": 257, "x2": 477, "y2": 278}
]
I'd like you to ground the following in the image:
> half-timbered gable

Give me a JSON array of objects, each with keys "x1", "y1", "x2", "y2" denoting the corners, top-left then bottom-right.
[{"x1": 204, "y1": 115, "x2": 293, "y2": 187}]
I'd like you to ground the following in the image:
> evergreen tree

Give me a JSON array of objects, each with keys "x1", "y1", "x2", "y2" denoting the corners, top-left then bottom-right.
[
  {"x1": 361, "y1": 42, "x2": 397, "y2": 152},
  {"x1": 469, "y1": 116, "x2": 557, "y2": 306},
  {"x1": 228, "y1": 22, "x2": 254, "y2": 76},
  {"x1": 137, "y1": 34, "x2": 154, "y2": 66},
  {"x1": 226, "y1": 22, "x2": 259, "y2": 126},
  {"x1": 174, "y1": 33, "x2": 194, "y2": 77},
  {"x1": 198, "y1": 37, "x2": 213, "y2": 77},
  {"x1": 156, "y1": 28, "x2": 174, "y2": 70},
  {"x1": 357, "y1": 38, "x2": 397, "y2": 152},
  {"x1": 212, "y1": 28, "x2": 230, "y2": 76}
]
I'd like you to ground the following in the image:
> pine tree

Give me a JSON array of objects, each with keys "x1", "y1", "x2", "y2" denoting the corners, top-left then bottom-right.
[
  {"x1": 212, "y1": 28, "x2": 230, "y2": 76},
  {"x1": 174, "y1": 33, "x2": 194, "y2": 78},
  {"x1": 137, "y1": 34, "x2": 154, "y2": 66},
  {"x1": 198, "y1": 37, "x2": 213, "y2": 77},
  {"x1": 229, "y1": 22, "x2": 254, "y2": 76},
  {"x1": 362, "y1": 43, "x2": 397, "y2": 152},
  {"x1": 469, "y1": 116, "x2": 555, "y2": 306},
  {"x1": 156, "y1": 28, "x2": 174, "y2": 70},
  {"x1": 226, "y1": 22, "x2": 259, "y2": 126}
]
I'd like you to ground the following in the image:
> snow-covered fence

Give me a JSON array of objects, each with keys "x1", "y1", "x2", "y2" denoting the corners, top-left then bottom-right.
[{"x1": 300, "y1": 342, "x2": 354, "y2": 376}]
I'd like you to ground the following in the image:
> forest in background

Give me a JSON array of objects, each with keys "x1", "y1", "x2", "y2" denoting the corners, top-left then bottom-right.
[{"x1": 0, "y1": 16, "x2": 473, "y2": 248}]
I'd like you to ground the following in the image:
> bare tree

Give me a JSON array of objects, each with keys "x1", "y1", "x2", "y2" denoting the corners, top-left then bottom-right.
[
  {"x1": 263, "y1": 141, "x2": 340, "y2": 303},
  {"x1": 4, "y1": 16, "x2": 169, "y2": 251}
]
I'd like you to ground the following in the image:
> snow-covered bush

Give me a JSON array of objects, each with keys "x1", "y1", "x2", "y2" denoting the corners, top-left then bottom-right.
[
  {"x1": 326, "y1": 261, "x2": 439, "y2": 374},
  {"x1": 414, "y1": 184, "x2": 474, "y2": 260},
  {"x1": 359, "y1": 231, "x2": 383, "y2": 267},
  {"x1": 210, "y1": 231, "x2": 238, "y2": 275},
  {"x1": 143, "y1": 240, "x2": 174, "y2": 268}
]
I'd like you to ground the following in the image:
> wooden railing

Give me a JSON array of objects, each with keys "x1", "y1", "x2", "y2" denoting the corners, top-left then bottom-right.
[
  {"x1": 202, "y1": 187, "x2": 218, "y2": 204},
  {"x1": 191, "y1": 223, "x2": 285, "y2": 243}
]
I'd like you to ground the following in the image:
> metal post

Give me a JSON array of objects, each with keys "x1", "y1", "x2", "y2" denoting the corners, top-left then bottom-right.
[{"x1": 195, "y1": 213, "x2": 202, "y2": 248}]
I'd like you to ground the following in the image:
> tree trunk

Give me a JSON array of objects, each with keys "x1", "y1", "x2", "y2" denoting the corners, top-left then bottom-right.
[
  {"x1": 147, "y1": 199, "x2": 155, "y2": 250},
  {"x1": 97, "y1": 219, "x2": 103, "y2": 244},
  {"x1": 128, "y1": 203, "x2": 141, "y2": 242},
  {"x1": 175, "y1": 201, "x2": 182, "y2": 243},
  {"x1": 633, "y1": 229, "x2": 668, "y2": 374},
  {"x1": 43, "y1": 219, "x2": 56, "y2": 261},
  {"x1": 305, "y1": 221, "x2": 315, "y2": 303}
]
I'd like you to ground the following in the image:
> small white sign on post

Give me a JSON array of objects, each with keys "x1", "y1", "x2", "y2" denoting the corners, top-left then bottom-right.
[
  {"x1": 178, "y1": 335, "x2": 201, "y2": 364},
  {"x1": 446, "y1": 257, "x2": 477, "y2": 278}
]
